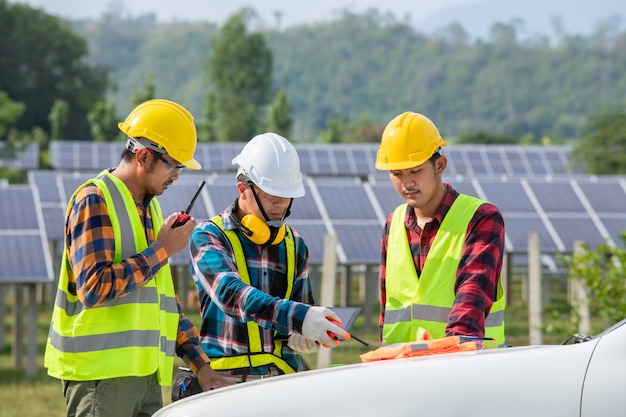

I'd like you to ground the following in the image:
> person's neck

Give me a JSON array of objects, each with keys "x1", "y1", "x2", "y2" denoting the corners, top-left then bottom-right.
[
  {"x1": 414, "y1": 183, "x2": 447, "y2": 228},
  {"x1": 111, "y1": 162, "x2": 145, "y2": 202}
]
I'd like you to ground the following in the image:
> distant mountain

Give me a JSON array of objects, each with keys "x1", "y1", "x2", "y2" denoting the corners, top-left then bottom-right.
[
  {"x1": 417, "y1": 0, "x2": 626, "y2": 40},
  {"x1": 13, "y1": 0, "x2": 625, "y2": 39}
]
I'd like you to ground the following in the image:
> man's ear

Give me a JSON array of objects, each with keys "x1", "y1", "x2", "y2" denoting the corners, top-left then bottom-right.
[
  {"x1": 236, "y1": 181, "x2": 248, "y2": 199},
  {"x1": 135, "y1": 148, "x2": 151, "y2": 168},
  {"x1": 436, "y1": 155, "x2": 447, "y2": 175}
]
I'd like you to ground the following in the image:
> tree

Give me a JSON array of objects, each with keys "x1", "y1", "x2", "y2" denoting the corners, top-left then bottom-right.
[
  {"x1": 87, "y1": 101, "x2": 120, "y2": 142},
  {"x1": 571, "y1": 105, "x2": 626, "y2": 175},
  {"x1": 0, "y1": 0, "x2": 109, "y2": 141},
  {"x1": 0, "y1": 90, "x2": 25, "y2": 141},
  {"x1": 264, "y1": 90, "x2": 293, "y2": 138},
  {"x1": 545, "y1": 233, "x2": 626, "y2": 338},
  {"x1": 206, "y1": 11, "x2": 273, "y2": 142},
  {"x1": 49, "y1": 100, "x2": 69, "y2": 140},
  {"x1": 456, "y1": 131, "x2": 518, "y2": 145}
]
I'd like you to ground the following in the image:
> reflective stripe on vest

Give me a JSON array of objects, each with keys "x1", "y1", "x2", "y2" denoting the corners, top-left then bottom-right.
[
  {"x1": 44, "y1": 169, "x2": 179, "y2": 385},
  {"x1": 382, "y1": 194, "x2": 506, "y2": 347},
  {"x1": 209, "y1": 215, "x2": 297, "y2": 375}
]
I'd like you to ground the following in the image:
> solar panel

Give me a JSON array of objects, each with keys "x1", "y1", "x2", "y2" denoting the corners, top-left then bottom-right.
[
  {"x1": 600, "y1": 218, "x2": 626, "y2": 248},
  {"x1": 576, "y1": 179, "x2": 626, "y2": 214},
  {"x1": 527, "y1": 181, "x2": 586, "y2": 213},
  {"x1": 204, "y1": 183, "x2": 238, "y2": 216},
  {"x1": 332, "y1": 224, "x2": 382, "y2": 264},
  {"x1": 289, "y1": 184, "x2": 322, "y2": 221},
  {"x1": 480, "y1": 180, "x2": 536, "y2": 213},
  {"x1": 0, "y1": 186, "x2": 53, "y2": 283},
  {"x1": 312, "y1": 177, "x2": 379, "y2": 220},
  {"x1": 369, "y1": 183, "x2": 403, "y2": 219},
  {"x1": 287, "y1": 221, "x2": 331, "y2": 265},
  {"x1": 550, "y1": 217, "x2": 607, "y2": 250},
  {"x1": 0, "y1": 186, "x2": 41, "y2": 230},
  {"x1": 28, "y1": 170, "x2": 61, "y2": 203},
  {"x1": 503, "y1": 214, "x2": 559, "y2": 253},
  {"x1": 0, "y1": 143, "x2": 39, "y2": 169},
  {"x1": 506, "y1": 149, "x2": 529, "y2": 176}
]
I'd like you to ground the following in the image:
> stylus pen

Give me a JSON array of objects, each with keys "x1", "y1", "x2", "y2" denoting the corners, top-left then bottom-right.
[{"x1": 348, "y1": 331, "x2": 369, "y2": 346}]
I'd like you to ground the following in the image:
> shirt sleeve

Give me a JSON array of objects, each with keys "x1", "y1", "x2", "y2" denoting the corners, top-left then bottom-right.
[
  {"x1": 446, "y1": 203, "x2": 505, "y2": 338},
  {"x1": 379, "y1": 215, "x2": 392, "y2": 344},
  {"x1": 67, "y1": 185, "x2": 169, "y2": 307},
  {"x1": 174, "y1": 294, "x2": 211, "y2": 372}
]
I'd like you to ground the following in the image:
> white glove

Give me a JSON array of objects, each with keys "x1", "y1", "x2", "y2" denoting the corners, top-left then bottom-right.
[
  {"x1": 301, "y1": 306, "x2": 349, "y2": 347},
  {"x1": 287, "y1": 333, "x2": 320, "y2": 353}
]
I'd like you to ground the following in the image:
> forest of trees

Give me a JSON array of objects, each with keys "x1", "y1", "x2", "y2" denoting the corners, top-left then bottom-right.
[
  {"x1": 70, "y1": 7, "x2": 626, "y2": 143},
  {"x1": 2, "y1": 2, "x2": 626, "y2": 175}
]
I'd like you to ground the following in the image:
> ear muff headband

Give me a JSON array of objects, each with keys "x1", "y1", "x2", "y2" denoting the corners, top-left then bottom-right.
[{"x1": 231, "y1": 212, "x2": 286, "y2": 246}]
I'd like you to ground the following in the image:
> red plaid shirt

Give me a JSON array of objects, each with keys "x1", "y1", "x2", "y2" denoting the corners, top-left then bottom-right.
[{"x1": 379, "y1": 183, "x2": 505, "y2": 343}]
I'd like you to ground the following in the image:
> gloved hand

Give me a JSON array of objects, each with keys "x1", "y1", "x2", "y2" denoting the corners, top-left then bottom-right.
[
  {"x1": 301, "y1": 306, "x2": 350, "y2": 347},
  {"x1": 287, "y1": 333, "x2": 320, "y2": 353}
]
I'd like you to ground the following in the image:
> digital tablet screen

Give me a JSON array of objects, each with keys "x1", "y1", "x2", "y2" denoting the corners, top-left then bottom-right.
[{"x1": 327, "y1": 306, "x2": 362, "y2": 331}]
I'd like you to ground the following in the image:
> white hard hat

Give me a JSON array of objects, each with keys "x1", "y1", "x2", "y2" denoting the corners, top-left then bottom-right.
[{"x1": 232, "y1": 132, "x2": 305, "y2": 198}]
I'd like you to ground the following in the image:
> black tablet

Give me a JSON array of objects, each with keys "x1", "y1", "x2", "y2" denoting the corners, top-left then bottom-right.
[{"x1": 327, "y1": 306, "x2": 362, "y2": 331}]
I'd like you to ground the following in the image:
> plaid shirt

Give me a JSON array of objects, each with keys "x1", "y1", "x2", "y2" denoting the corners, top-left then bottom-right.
[
  {"x1": 379, "y1": 183, "x2": 505, "y2": 343},
  {"x1": 189, "y1": 203, "x2": 313, "y2": 375},
  {"x1": 66, "y1": 180, "x2": 210, "y2": 372}
]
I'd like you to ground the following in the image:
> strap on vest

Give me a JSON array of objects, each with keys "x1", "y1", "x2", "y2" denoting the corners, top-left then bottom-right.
[{"x1": 210, "y1": 215, "x2": 298, "y2": 375}]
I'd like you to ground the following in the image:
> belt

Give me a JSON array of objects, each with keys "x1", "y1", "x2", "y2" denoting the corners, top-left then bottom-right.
[{"x1": 216, "y1": 371, "x2": 269, "y2": 384}]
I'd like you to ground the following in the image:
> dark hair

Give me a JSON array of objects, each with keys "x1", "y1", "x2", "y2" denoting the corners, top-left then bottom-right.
[
  {"x1": 428, "y1": 151, "x2": 441, "y2": 164},
  {"x1": 121, "y1": 148, "x2": 134, "y2": 162}
]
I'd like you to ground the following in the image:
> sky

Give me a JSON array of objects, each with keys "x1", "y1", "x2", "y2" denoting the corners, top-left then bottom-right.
[{"x1": 9, "y1": 0, "x2": 478, "y2": 27}]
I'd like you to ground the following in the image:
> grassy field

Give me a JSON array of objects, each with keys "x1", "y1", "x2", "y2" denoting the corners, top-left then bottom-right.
[{"x1": 0, "y1": 273, "x2": 581, "y2": 417}]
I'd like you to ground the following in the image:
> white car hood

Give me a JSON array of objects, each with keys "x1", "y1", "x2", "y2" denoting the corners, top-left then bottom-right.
[{"x1": 157, "y1": 340, "x2": 598, "y2": 417}]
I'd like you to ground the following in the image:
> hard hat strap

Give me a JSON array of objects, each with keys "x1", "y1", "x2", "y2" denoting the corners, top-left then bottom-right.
[{"x1": 126, "y1": 136, "x2": 166, "y2": 155}]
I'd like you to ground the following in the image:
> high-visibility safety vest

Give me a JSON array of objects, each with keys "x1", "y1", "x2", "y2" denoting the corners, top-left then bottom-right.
[
  {"x1": 208, "y1": 216, "x2": 298, "y2": 375},
  {"x1": 45, "y1": 170, "x2": 179, "y2": 386},
  {"x1": 360, "y1": 336, "x2": 480, "y2": 362},
  {"x1": 382, "y1": 194, "x2": 506, "y2": 347}
]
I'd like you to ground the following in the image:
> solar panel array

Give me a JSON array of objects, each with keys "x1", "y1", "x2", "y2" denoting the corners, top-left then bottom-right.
[
  {"x1": 50, "y1": 141, "x2": 579, "y2": 178},
  {"x1": 28, "y1": 169, "x2": 626, "y2": 268},
  {"x1": 1, "y1": 140, "x2": 619, "y2": 285}
]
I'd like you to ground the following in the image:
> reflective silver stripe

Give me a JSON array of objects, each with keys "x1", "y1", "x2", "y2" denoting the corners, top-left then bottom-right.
[
  {"x1": 384, "y1": 306, "x2": 411, "y2": 324},
  {"x1": 49, "y1": 328, "x2": 160, "y2": 352},
  {"x1": 388, "y1": 304, "x2": 503, "y2": 328},
  {"x1": 161, "y1": 336, "x2": 176, "y2": 355},
  {"x1": 485, "y1": 309, "x2": 505, "y2": 327},
  {"x1": 413, "y1": 304, "x2": 451, "y2": 323},
  {"x1": 159, "y1": 294, "x2": 178, "y2": 314},
  {"x1": 388, "y1": 304, "x2": 499, "y2": 327},
  {"x1": 98, "y1": 173, "x2": 136, "y2": 258},
  {"x1": 55, "y1": 286, "x2": 159, "y2": 316}
]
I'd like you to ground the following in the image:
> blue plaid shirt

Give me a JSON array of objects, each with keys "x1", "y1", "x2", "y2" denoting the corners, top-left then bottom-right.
[{"x1": 189, "y1": 203, "x2": 314, "y2": 375}]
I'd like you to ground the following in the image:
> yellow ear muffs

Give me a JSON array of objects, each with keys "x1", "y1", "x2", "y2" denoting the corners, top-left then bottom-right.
[{"x1": 238, "y1": 214, "x2": 286, "y2": 246}]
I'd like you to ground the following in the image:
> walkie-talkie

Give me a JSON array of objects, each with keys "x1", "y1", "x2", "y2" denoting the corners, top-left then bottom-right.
[{"x1": 172, "y1": 180, "x2": 206, "y2": 228}]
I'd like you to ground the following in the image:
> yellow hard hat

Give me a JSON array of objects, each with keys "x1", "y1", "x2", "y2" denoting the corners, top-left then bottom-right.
[
  {"x1": 118, "y1": 99, "x2": 201, "y2": 170},
  {"x1": 375, "y1": 112, "x2": 447, "y2": 171}
]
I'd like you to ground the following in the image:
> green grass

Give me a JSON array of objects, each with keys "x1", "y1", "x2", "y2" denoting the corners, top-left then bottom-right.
[{"x1": 0, "y1": 273, "x2": 599, "y2": 416}]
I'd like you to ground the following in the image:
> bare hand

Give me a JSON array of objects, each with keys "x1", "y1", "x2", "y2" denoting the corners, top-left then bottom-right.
[
  {"x1": 196, "y1": 364, "x2": 235, "y2": 391},
  {"x1": 157, "y1": 213, "x2": 197, "y2": 257}
]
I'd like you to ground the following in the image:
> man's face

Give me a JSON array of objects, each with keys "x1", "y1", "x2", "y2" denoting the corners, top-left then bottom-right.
[
  {"x1": 239, "y1": 182, "x2": 291, "y2": 221},
  {"x1": 388, "y1": 156, "x2": 444, "y2": 211},
  {"x1": 144, "y1": 151, "x2": 183, "y2": 196}
]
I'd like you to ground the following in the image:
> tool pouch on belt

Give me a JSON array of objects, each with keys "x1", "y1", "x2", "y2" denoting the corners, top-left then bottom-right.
[{"x1": 171, "y1": 367, "x2": 203, "y2": 402}]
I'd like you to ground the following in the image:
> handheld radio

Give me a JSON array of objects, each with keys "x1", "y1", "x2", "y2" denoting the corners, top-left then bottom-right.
[{"x1": 172, "y1": 180, "x2": 206, "y2": 228}]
